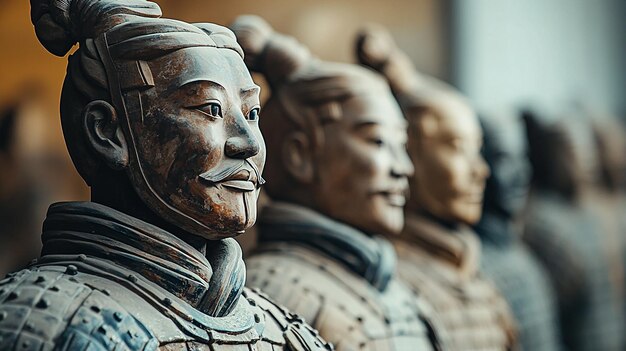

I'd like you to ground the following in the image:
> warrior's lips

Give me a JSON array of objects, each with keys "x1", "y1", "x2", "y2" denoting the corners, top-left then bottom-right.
[
  {"x1": 377, "y1": 191, "x2": 406, "y2": 207},
  {"x1": 460, "y1": 191, "x2": 484, "y2": 204},
  {"x1": 217, "y1": 169, "x2": 258, "y2": 192},
  {"x1": 199, "y1": 160, "x2": 265, "y2": 193}
]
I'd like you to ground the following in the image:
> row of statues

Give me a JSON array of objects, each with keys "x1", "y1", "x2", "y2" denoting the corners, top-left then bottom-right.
[{"x1": 0, "y1": 1, "x2": 624, "y2": 350}]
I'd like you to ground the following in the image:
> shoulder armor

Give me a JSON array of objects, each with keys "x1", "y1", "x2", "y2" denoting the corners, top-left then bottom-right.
[
  {"x1": 0, "y1": 268, "x2": 158, "y2": 351},
  {"x1": 243, "y1": 288, "x2": 333, "y2": 351}
]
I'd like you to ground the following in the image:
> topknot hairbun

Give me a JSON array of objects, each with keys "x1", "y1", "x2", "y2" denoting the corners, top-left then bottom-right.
[
  {"x1": 357, "y1": 25, "x2": 468, "y2": 110},
  {"x1": 30, "y1": 0, "x2": 162, "y2": 56},
  {"x1": 31, "y1": 0, "x2": 79, "y2": 56},
  {"x1": 355, "y1": 25, "x2": 396, "y2": 71},
  {"x1": 355, "y1": 25, "x2": 428, "y2": 98},
  {"x1": 230, "y1": 15, "x2": 311, "y2": 86}
]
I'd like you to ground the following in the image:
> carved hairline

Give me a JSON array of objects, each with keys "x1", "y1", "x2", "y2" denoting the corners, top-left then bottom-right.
[{"x1": 82, "y1": 18, "x2": 245, "y2": 98}]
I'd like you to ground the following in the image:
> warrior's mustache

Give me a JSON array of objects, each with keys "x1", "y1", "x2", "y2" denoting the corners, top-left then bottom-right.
[{"x1": 198, "y1": 159, "x2": 266, "y2": 187}]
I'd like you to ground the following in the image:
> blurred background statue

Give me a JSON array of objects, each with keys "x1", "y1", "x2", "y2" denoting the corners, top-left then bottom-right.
[
  {"x1": 0, "y1": 1, "x2": 332, "y2": 350},
  {"x1": 591, "y1": 115, "x2": 626, "y2": 343},
  {"x1": 232, "y1": 15, "x2": 444, "y2": 351},
  {"x1": 523, "y1": 108, "x2": 625, "y2": 351},
  {"x1": 475, "y1": 111, "x2": 563, "y2": 351},
  {"x1": 357, "y1": 26, "x2": 517, "y2": 351}
]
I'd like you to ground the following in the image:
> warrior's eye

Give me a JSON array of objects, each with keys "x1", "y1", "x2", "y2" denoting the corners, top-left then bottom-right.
[
  {"x1": 247, "y1": 107, "x2": 260, "y2": 121},
  {"x1": 369, "y1": 138, "x2": 385, "y2": 147},
  {"x1": 194, "y1": 103, "x2": 223, "y2": 118}
]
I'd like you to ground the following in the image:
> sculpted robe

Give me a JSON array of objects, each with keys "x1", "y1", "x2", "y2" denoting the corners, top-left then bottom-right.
[
  {"x1": 476, "y1": 213, "x2": 563, "y2": 351},
  {"x1": 394, "y1": 213, "x2": 517, "y2": 351},
  {"x1": 524, "y1": 191, "x2": 625, "y2": 351}
]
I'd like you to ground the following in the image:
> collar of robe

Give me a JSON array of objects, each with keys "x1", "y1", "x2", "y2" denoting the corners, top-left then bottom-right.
[
  {"x1": 402, "y1": 212, "x2": 481, "y2": 281},
  {"x1": 257, "y1": 201, "x2": 396, "y2": 292},
  {"x1": 38, "y1": 201, "x2": 245, "y2": 318}
]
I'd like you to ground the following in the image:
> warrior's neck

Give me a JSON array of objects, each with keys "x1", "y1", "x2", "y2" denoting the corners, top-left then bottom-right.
[
  {"x1": 475, "y1": 210, "x2": 510, "y2": 235},
  {"x1": 90, "y1": 173, "x2": 207, "y2": 254},
  {"x1": 416, "y1": 209, "x2": 460, "y2": 231}
]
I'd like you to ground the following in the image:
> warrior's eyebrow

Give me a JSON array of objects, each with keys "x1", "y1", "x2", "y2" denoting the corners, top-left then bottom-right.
[
  {"x1": 240, "y1": 85, "x2": 261, "y2": 97},
  {"x1": 175, "y1": 79, "x2": 227, "y2": 95},
  {"x1": 352, "y1": 120, "x2": 381, "y2": 131},
  {"x1": 352, "y1": 119, "x2": 408, "y2": 130}
]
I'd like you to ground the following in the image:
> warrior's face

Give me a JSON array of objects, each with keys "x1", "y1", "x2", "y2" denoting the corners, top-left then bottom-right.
[
  {"x1": 313, "y1": 80, "x2": 413, "y2": 235},
  {"x1": 545, "y1": 118, "x2": 598, "y2": 200},
  {"x1": 407, "y1": 95, "x2": 489, "y2": 225},
  {"x1": 482, "y1": 117, "x2": 531, "y2": 219},
  {"x1": 126, "y1": 47, "x2": 266, "y2": 239}
]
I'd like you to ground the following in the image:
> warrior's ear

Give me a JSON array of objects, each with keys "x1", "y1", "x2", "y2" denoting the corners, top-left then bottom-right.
[
  {"x1": 282, "y1": 131, "x2": 315, "y2": 184},
  {"x1": 83, "y1": 100, "x2": 129, "y2": 170}
]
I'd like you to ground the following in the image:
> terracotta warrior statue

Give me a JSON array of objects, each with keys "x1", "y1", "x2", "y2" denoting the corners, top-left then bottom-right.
[
  {"x1": 0, "y1": 1, "x2": 333, "y2": 350},
  {"x1": 230, "y1": 16, "x2": 444, "y2": 351},
  {"x1": 474, "y1": 111, "x2": 563, "y2": 351},
  {"x1": 523, "y1": 109, "x2": 625, "y2": 351},
  {"x1": 357, "y1": 26, "x2": 517, "y2": 350},
  {"x1": 592, "y1": 116, "x2": 626, "y2": 328}
]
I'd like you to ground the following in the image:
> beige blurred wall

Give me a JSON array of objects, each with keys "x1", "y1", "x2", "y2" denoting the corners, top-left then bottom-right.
[
  {"x1": 160, "y1": 0, "x2": 446, "y2": 76},
  {"x1": 0, "y1": 1, "x2": 88, "y2": 200},
  {"x1": 0, "y1": 1, "x2": 72, "y2": 156}
]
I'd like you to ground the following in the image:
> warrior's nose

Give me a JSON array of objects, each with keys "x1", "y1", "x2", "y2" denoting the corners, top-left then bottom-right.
[{"x1": 225, "y1": 135, "x2": 260, "y2": 159}]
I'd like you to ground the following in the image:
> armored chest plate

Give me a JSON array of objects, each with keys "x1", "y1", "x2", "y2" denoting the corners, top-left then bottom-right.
[{"x1": 247, "y1": 244, "x2": 441, "y2": 351}]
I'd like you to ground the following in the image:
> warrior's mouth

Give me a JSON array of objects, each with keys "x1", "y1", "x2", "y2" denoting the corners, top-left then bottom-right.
[
  {"x1": 377, "y1": 190, "x2": 407, "y2": 207},
  {"x1": 198, "y1": 160, "x2": 265, "y2": 192},
  {"x1": 372, "y1": 183, "x2": 408, "y2": 207},
  {"x1": 220, "y1": 169, "x2": 257, "y2": 192}
]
